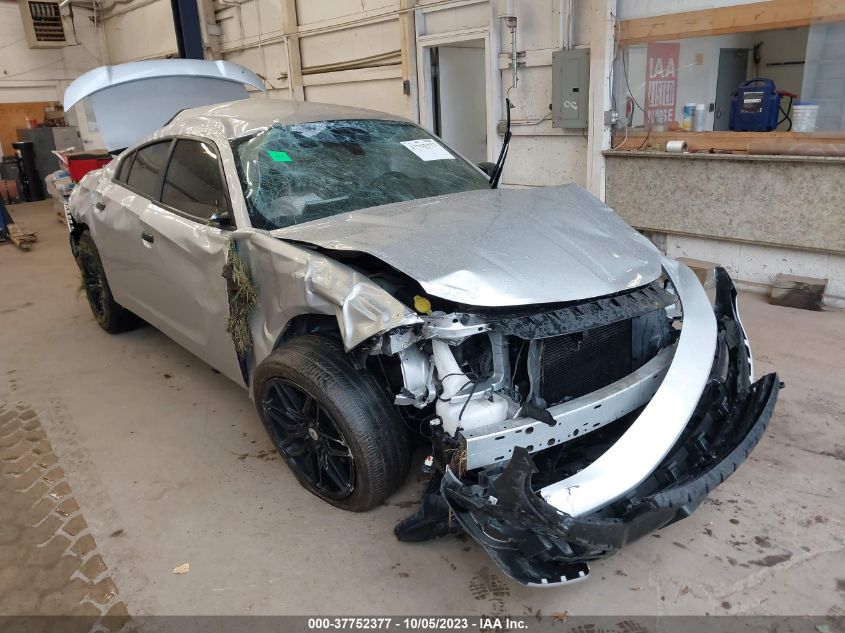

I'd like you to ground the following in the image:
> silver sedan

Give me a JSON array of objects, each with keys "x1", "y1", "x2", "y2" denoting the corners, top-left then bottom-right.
[{"x1": 68, "y1": 99, "x2": 780, "y2": 586}]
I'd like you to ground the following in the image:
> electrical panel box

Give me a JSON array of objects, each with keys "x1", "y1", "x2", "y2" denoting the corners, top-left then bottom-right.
[
  {"x1": 552, "y1": 48, "x2": 590, "y2": 129},
  {"x1": 18, "y1": 0, "x2": 66, "y2": 49}
]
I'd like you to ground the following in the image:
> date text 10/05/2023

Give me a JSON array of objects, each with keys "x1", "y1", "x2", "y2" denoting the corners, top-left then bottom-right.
[{"x1": 306, "y1": 617, "x2": 532, "y2": 631}]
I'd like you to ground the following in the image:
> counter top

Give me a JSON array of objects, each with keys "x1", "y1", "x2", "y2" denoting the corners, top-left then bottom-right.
[{"x1": 604, "y1": 150, "x2": 845, "y2": 165}]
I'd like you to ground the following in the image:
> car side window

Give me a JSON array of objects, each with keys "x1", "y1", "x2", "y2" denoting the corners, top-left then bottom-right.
[
  {"x1": 115, "y1": 152, "x2": 133, "y2": 183},
  {"x1": 125, "y1": 141, "x2": 171, "y2": 199},
  {"x1": 160, "y1": 139, "x2": 230, "y2": 221}
]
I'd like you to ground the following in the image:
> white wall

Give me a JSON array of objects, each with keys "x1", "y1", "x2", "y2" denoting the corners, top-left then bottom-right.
[
  {"x1": 295, "y1": 0, "x2": 394, "y2": 25},
  {"x1": 661, "y1": 234, "x2": 845, "y2": 308},
  {"x1": 214, "y1": 0, "x2": 408, "y2": 109},
  {"x1": 216, "y1": 0, "x2": 285, "y2": 97},
  {"x1": 751, "y1": 28, "x2": 808, "y2": 96},
  {"x1": 497, "y1": 0, "x2": 592, "y2": 186},
  {"x1": 491, "y1": 0, "x2": 593, "y2": 186},
  {"x1": 0, "y1": 1, "x2": 104, "y2": 103},
  {"x1": 100, "y1": 0, "x2": 178, "y2": 63}
]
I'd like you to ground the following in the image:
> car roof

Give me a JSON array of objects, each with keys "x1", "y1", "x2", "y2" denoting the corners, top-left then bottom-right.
[{"x1": 162, "y1": 98, "x2": 408, "y2": 141}]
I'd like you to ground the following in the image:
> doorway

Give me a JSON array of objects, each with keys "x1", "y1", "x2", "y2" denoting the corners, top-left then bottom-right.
[
  {"x1": 714, "y1": 48, "x2": 749, "y2": 131},
  {"x1": 424, "y1": 39, "x2": 488, "y2": 164}
]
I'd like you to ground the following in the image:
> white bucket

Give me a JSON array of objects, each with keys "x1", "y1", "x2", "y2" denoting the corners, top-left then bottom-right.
[{"x1": 793, "y1": 104, "x2": 819, "y2": 132}]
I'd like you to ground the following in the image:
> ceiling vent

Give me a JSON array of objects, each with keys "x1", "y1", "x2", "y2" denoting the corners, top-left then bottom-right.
[{"x1": 18, "y1": 0, "x2": 67, "y2": 49}]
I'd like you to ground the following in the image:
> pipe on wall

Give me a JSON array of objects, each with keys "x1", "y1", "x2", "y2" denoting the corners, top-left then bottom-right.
[{"x1": 559, "y1": 0, "x2": 574, "y2": 50}]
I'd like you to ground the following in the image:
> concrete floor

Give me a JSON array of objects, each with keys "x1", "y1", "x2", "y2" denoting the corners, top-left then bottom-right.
[{"x1": 1, "y1": 199, "x2": 844, "y2": 616}]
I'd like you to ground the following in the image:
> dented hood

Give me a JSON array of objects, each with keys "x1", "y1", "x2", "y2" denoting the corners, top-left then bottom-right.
[{"x1": 271, "y1": 184, "x2": 661, "y2": 307}]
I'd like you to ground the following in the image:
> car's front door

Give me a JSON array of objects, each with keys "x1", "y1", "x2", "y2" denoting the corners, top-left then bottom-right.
[{"x1": 133, "y1": 138, "x2": 243, "y2": 383}]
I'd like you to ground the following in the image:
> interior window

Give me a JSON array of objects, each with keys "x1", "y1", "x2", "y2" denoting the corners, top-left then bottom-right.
[
  {"x1": 161, "y1": 139, "x2": 229, "y2": 220},
  {"x1": 125, "y1": 141, "x2": 171, "y2": 199}
]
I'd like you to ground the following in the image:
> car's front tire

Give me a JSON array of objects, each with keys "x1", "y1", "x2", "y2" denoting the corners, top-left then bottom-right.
[
  {"x1": 253, "y1": 334, "x2": 410, "y2": 512},
  {"x1": 75, "y1": 231, "x2": 141, "y2": 334}
]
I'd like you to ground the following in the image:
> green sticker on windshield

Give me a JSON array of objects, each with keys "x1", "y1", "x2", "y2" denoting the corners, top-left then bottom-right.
[{"x1": 268, "y1": 150, "x2": 292, "y2": 162}]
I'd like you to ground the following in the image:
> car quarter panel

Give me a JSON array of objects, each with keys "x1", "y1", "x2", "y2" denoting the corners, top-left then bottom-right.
[{"x1": 69, "y1": 166, "x2": 151, "y2": 315}]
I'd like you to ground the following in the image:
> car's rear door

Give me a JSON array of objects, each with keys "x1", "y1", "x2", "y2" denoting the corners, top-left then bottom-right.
[
  {"x1": 92, "y1": 140, "x2": 172, "y2": 313},
  {"x1": 133, "y1": 137, "x2": 242, "y2": 383}
]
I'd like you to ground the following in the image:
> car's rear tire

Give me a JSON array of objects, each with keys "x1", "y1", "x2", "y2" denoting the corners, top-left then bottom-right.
[
  {"x1": 75, "y1": 231, "x2": 141, "y2": 334},
  {"x1": 253, "y1": 334, "x2": 410, "y2": 512}
]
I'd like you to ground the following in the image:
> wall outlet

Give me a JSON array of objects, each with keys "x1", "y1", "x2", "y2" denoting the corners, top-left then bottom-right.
[{"x1": 695, "y1": 52, "x2": 704, "y2": 65}]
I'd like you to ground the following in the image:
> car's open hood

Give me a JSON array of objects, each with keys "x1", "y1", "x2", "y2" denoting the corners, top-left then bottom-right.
[{"x1": 271, "y1": 184, "x2": 661, "y2": 307}]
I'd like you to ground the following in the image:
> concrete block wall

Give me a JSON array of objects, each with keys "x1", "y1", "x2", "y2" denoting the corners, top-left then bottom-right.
[
  {"x1": 607, "y1": 153, "x2": 845, "y2": 307},
  {"x1": 653, "y1": 233, "x2": 845, "y2": 308}
]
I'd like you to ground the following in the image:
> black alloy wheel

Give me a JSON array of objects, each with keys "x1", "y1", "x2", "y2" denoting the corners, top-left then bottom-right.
[
  {"x1": 74, "y1": 231, "x2": 141, "y2": 334},
  {"x1": 252, "y1": 334, "x2": 409, "y2": 511},
  {"x1": 261, "y1": 378, "x2": 355, "y2": 500},
  {"x1": 78, "y1": 249, "x2": 106, "y2": 323}
]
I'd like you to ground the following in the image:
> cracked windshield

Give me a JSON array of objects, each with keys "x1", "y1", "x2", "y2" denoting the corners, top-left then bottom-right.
[{"x1": 232, "y1": 119, "x2": 490, "y2": 230}]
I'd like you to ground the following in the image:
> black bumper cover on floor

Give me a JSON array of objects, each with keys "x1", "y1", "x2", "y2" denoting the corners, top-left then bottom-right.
[{"x1": 441, "y1": 268, "x2": 781, "y2": 586}]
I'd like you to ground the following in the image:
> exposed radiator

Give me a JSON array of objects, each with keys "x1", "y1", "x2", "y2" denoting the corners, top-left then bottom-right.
[{"x1": 539, "y1": 320, "x2": 633, "y2": 406}]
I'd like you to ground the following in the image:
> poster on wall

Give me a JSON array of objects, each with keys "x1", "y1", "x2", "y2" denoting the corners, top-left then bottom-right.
[{"x1": 645, "y1": 42, "x2": 680, "y2": 128}]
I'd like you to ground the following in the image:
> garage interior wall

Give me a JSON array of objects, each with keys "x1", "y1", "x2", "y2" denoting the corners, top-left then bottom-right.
[
  {"x1": 2, "y1": 0, "x2": 841, "y2": 304},
  {"x1": 611, "y1": 0, "x2": 845, "y2": 307},
  {"x1": 0, "y1": 0, "x2": 105, "y2": 105},
  {"x1": 85, "y1": 0, "x2": 601, "y2": 189},
  {"x1": 1, "y1": 0, "x2": 106, "y2": 155},
  {"x1": 100, "y1": 0, "x2": 179, "y2": 62}
]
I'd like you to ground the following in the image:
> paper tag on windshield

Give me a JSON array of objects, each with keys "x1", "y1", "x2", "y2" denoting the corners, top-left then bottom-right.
[{"x1": 400, "y1": 139, "x2": 454, "y2": 161}]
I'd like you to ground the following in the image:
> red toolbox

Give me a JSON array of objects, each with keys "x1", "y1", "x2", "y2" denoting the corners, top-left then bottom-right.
[{"x1": 66, "y1": 152, "x2": 113, "y2": 182}]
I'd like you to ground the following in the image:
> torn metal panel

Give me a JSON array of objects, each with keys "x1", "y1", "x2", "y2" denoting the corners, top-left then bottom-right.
[
  {"x1": 461, "y1": 345, "x2": 674, "y2": 471},
  {"x1": 272, "y1": 184, "x2": 663, "y2": 307},
  {"x1": 538, "y1": 259, "x2": 716, "y2": 517},
  {"x1": 444, "y1": 373, "x2": 779, "y2": 586},
  {"x1": 441, "y1": 270, "x2": 780, "y2": 585},
  {"x1": 481, "y1": 281, "x2": 675, "y2": 340}
]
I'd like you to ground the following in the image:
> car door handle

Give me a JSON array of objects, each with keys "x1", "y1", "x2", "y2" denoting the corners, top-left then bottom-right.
[
  {"x1": 141, "y1": 232, "x2": 155, "y2": 244},
  {"x1": 95, "y1": 202, "x2": 105, "y2": 211}
]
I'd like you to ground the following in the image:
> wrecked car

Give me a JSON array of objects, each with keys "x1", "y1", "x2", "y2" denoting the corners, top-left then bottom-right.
[{"x1": 67, "y1": 98, "x2": 780, "y2": 586}]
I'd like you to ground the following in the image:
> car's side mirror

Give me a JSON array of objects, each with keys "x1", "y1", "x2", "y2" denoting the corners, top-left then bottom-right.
[
  {"x1": 477, "y1": 162, "x2": 497, "y2": 178},
  {"x1": 209, "y1": 209, "x2": 234, "y2": 229}
]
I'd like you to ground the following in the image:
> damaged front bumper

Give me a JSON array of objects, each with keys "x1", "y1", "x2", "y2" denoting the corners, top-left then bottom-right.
[{"x1": 440, "y1": 266, "x2": 780, "y2": 586}]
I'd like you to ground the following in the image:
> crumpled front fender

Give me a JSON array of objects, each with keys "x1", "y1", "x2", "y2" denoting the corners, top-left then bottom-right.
[
  {"x1": 243, "y1": 232, "x2": 422, "y2": 372},
  {"x1": 304, "y1": 257, "x2": 422, "y2": 350}
]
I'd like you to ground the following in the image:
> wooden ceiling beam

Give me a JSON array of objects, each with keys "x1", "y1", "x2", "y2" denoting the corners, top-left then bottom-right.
[{"x1": 618, "y1": 0, "x2": 845, "y2": 46}]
